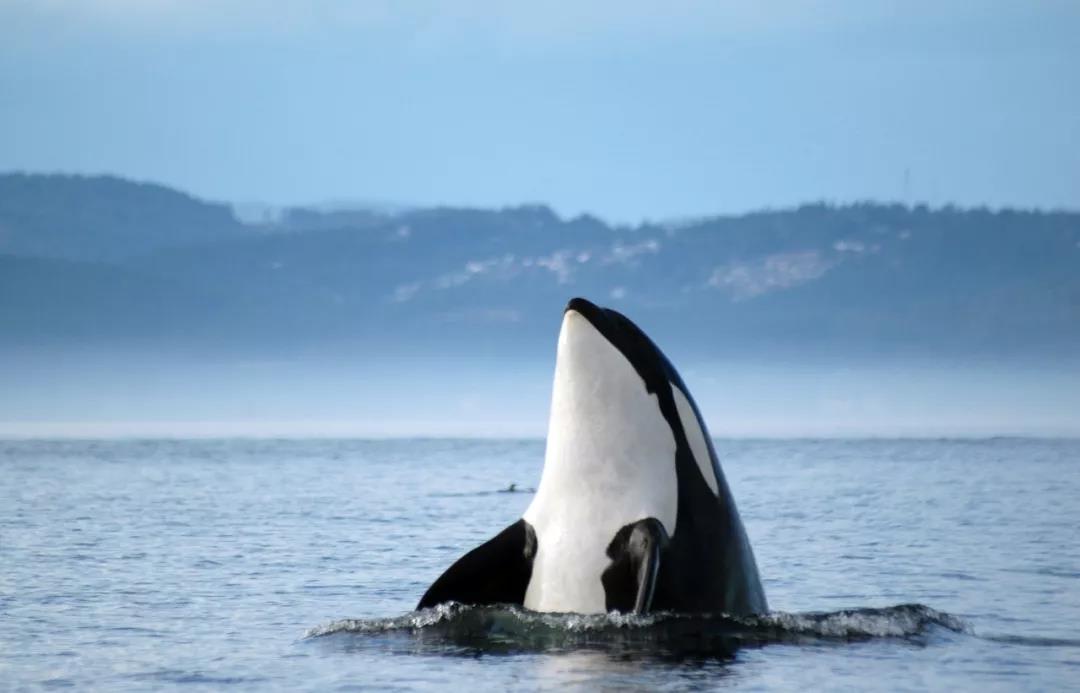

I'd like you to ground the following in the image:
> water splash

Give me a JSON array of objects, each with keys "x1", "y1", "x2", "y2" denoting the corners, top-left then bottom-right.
[{"x1": 305, "y1": 603, "x2": 967, "y2": 658}]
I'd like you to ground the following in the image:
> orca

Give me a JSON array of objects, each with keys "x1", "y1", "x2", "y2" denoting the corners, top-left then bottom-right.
[{"x1": 418, "y1": 297, "x2": 767, "y2": 615}]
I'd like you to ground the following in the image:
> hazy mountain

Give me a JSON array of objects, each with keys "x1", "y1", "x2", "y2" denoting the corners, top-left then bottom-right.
[
  {"x1": 2, "y1": 173, "x2": 1078, "y2": 361},
  {"x1": 0, "y1": 173, "x2": 249, "y2": 262}
]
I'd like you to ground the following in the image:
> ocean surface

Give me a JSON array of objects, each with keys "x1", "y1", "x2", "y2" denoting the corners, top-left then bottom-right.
[{"x1": 2, "y1": 438, "x2": 1078, "y2": 690}]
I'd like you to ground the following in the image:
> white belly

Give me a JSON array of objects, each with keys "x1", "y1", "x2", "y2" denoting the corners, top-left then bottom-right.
[
  {"x1": 523, "y1": 515, "x2": 612, "y2": 613},
  {"x1": 522, "y1": 309, "x2": 679, "y2": 613}
]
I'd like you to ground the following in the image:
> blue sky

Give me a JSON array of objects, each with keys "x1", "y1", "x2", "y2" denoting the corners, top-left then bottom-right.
[{"x1": 2, "y1": 1, "x2": 1078, "y2": 222}]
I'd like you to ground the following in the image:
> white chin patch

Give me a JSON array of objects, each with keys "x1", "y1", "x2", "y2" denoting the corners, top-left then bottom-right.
[
  {"x1": 522, "y1": 310, "x2": 679, "y2": 614},
  {"x1": 671, "y1": 384, "x2": 720, "y2": 496}
]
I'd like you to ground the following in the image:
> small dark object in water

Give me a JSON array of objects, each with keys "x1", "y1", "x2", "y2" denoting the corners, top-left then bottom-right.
[{"x1": 501, "y1": 483, "x2": 517, "y2": 493}]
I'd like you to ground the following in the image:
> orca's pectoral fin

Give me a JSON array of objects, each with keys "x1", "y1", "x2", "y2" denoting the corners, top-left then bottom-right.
[
  {"x1": 416, "y1": 519, "x2": 537, "y2": 610},
  {"x1": 601, "y1": 517, "x2": 668, "y2": 614}
]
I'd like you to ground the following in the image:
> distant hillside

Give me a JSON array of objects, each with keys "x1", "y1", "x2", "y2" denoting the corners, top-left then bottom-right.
[
  {"x1": 1, "y1": 172, "x2": 1078, "y2": 360},
  {"x1": 0, "y1": 173, "x2": 248, "y2": 262}
]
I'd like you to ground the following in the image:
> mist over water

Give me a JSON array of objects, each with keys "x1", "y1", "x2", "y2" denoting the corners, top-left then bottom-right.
[
  {"x1": 3, "y1": 347, "x2": 1078, "y2": 438},
  {"x1": 3, "y1": 175, "x2": 1078, "y2": 439}
]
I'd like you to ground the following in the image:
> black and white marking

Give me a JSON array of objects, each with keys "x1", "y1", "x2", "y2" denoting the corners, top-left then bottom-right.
[{"x1": 417, "y1": 297, "x2": 767, "y2": 615}]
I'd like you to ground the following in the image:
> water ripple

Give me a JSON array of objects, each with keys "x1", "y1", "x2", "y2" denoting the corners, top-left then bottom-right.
[{"x1": 306, "y1": 603, "x2": 967, "y2": 658}]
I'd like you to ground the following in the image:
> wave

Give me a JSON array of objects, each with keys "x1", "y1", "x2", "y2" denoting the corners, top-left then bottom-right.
[{"x1": 305, "y1": 603, "x2": 967, "y2": 658}]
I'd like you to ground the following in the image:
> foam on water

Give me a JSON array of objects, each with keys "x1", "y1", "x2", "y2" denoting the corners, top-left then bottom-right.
[{"x1": 306, "y1": 603, "x2": 967, "y2": 657}]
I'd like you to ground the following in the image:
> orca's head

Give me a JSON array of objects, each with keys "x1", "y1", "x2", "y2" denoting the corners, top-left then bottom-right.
[
  {"x1": 559, "y1": 297, "x2": 675, "y2": 397},
  {"x1": 537, "y1": 297, "x2": 723, "y2": 515},
  {"x1": 537, "y1": 298, "x2": 685, "y2": 511}
]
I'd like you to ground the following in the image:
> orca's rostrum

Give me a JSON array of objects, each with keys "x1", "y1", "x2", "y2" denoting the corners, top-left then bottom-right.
[{"x1": 418, "y1": 298, "x2": 767, "y2": 616}]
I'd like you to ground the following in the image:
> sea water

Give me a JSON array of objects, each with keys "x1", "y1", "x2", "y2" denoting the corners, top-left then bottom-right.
[{"x1": 2, "y1": 438, "x2": 1078, "y2": 690}]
